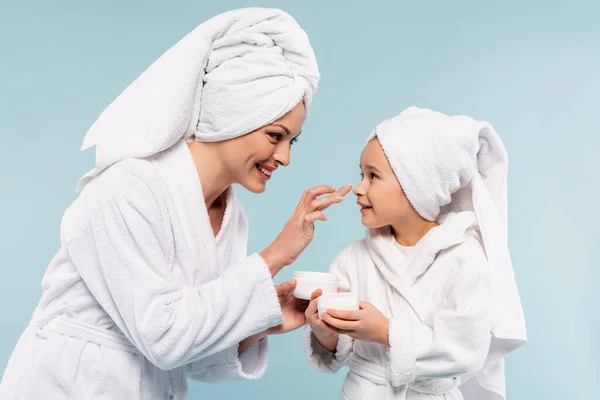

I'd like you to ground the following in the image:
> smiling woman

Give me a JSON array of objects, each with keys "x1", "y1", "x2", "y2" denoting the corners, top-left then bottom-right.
[
  {"x1": 0, "y1": 7, "x2": 352, "y2": 400},
  {"x1": 188, "y1": 102, "x2": 307, "y2": 196}
]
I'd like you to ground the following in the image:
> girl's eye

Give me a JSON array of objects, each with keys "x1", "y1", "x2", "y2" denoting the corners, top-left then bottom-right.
[
  {"x1": 360, "y1": 172, "x2": 364, "y2": 179},
  {"x1": 370, "y1": 173, "x2": 378, "y2": 180}
]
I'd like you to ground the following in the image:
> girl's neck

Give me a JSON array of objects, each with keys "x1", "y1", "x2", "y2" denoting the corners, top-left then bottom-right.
[{"x1": 390, "y1": 217, "x2": 438, "y2": 246}]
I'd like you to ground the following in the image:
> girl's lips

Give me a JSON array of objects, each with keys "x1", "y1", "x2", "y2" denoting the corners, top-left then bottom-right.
[{"x1": 358, "y1": 202, "x2": 372, "y2": 214}]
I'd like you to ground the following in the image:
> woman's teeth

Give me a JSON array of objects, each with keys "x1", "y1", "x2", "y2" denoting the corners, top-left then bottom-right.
[{"x1": 257, "y1": 164, "x2": 272, "y2": 177}]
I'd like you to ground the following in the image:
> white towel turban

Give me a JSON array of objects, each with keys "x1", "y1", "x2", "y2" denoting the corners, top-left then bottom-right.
[{"x1": 76, "y1": 7, "x2": 320, "y2": 193}]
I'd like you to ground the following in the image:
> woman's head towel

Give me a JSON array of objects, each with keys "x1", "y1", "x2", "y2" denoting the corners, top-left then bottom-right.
[
  {"x1": 77, "y1": 8, "x2": 320, "y2": 192},
  {"x1": 368, "y1": 106, "x2": 526, "y2": 398}
]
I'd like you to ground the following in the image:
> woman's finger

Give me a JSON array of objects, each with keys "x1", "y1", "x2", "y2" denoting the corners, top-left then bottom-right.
[
  {"x1": 310, "y1": 195, "x2": 343, "y2": 211},
  {"x1": 304, "y1": 211, "x2": 327, "y2": 223},
  {"x1": 304, "y1": 185, "x2": 336, "y2": 201},
  {"x1": 335, "y1": 184, "x2": 353, "y2": 197},
  {"x1": 290, "y1": 189, "x2": 310, "y2": 215},
  {"x1": 309, "y1": 185, "x2": 352, "y2": 211},
  {"x1": 275, "y1": 280, "x2": 296, "y2": 296}
]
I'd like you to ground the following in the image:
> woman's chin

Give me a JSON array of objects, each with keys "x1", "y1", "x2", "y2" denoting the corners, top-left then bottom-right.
[{"x1": 240, "y1": 179, "x2": 267, "y2": 194}]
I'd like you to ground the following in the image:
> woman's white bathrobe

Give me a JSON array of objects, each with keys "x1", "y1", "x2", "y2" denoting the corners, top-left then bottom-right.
[
  {"x1": 0, "y1": 140, "x2": 284, "y2": 399},
  {"x1": 305, "y1": 212, "x2": 493, "y2": 400}
]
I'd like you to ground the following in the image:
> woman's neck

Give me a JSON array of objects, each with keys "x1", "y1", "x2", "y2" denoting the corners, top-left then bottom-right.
[
  {"x1": 390, "y1": 216, "x2": 438, "y2": 246},
  {"x1": 187, "y1": 141, "x2": 233, "y2": 208}
]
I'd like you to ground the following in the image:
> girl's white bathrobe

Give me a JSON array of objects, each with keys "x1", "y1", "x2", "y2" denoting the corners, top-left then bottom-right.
[
  {"x1": 305, "y1": 212, "x2": 493, "y2": 400},
  {"x1": 0, "y1": 140, "x2": 284, "y2": 399}
]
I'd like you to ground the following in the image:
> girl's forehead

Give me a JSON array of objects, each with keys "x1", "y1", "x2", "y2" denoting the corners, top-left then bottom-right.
[{"x1": 361, "y1": 139, "x2": 387, "y2": 164}]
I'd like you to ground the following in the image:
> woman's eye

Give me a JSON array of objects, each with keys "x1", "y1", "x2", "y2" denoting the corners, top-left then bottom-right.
[
  {"x1": 290, "y1": 137, "x2": 299, "y2": 146},
  {"x1": 268, "y1": 133, "x2": 283, "y2": 142}
]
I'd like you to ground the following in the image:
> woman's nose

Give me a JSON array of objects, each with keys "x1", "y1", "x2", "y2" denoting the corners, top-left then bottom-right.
[{"x1": 274, "y1": 145, "x2": 291, "y2": 166}]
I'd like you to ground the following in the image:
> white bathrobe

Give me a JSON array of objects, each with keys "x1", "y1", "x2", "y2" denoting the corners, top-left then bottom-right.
[
  {"x1": 0, "y1": 140, "x2": 283, "y2": 399},
  {"x1": 305, "y1": 212, "x2": 493, "y2": 400}
]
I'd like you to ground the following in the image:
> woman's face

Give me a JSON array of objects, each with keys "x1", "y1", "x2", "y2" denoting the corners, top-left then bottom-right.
[{"x1": 216, "y1": 102, "x2": 306, "y2": 193}]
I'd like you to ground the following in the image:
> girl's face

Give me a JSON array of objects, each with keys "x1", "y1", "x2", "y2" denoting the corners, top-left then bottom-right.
[
  {"x1": 215, "y1": 102, "x2": 306, "y2": 193},
  {"x1": 353, "y1": 138, "x2": 418, "y2": 229}
]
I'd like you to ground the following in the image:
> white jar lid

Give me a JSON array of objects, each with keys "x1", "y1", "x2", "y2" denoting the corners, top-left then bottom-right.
[{"x1": 293, "y1": 271, "x2": 338, "y2": 281}]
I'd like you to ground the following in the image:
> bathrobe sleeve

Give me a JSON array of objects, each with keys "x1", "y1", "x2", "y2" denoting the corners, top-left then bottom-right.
[
  {"x1": 304, "y1": 249, "x2": 355, "y2": 373},
  {"x1": 64, "y1": 184, "x2": 283, "y2": 374},
  {"x1": 387, "y1": 240, "x2": 492, "y2": 387},
  {"x1": 185, "y1": 337, "x2": 269, "y2": 382}
]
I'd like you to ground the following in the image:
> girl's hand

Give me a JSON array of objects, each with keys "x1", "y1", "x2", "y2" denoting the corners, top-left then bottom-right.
[
  {"x1": 305, "y1": 289, "x2": 339, "y2": 352},
  {"x1": 320, "y1": 302, "x2": 390, "y2": 346}
]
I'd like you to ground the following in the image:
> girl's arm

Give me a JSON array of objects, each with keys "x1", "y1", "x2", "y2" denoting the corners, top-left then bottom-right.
[{"x1": 304, "y1": 249, "x2": 356, "y2": 373}]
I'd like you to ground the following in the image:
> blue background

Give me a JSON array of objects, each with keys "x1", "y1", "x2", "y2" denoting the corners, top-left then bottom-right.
[{"x1": 1, "y1": 1, "x2": 598, "y2": 398}]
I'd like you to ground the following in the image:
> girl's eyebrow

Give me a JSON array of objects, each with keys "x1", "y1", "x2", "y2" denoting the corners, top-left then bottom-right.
[{"x1": 360, "y1": 163, "x2": 382, "y2": 173}]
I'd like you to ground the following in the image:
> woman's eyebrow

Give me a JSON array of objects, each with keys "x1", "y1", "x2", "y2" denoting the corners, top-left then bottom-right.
[{"x1": 269, "y1": 123, "x2": 291, "y2": 135}]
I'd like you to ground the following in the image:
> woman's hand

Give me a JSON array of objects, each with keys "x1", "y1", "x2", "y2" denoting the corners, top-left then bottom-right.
[
  {"x1": 266, "y1": 280, "x2": 309, "y2": 335},
  {"x1": 261, "y1": 184, "x2": 352, "y2": 276},
  {"x1": 238, "y1": 281, "x2": 308, "y2": 355},
  {"x1": 321, "y1": 302, "x2": 390, "y2": 346},
  {"x1": 305, "y1": 289, "x2": 340, "y2": 352}
]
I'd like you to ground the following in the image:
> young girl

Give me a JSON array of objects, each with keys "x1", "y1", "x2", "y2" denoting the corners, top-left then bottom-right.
[{"x1": 304, "y1": 106, "x2": 527, "y2": 399}]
